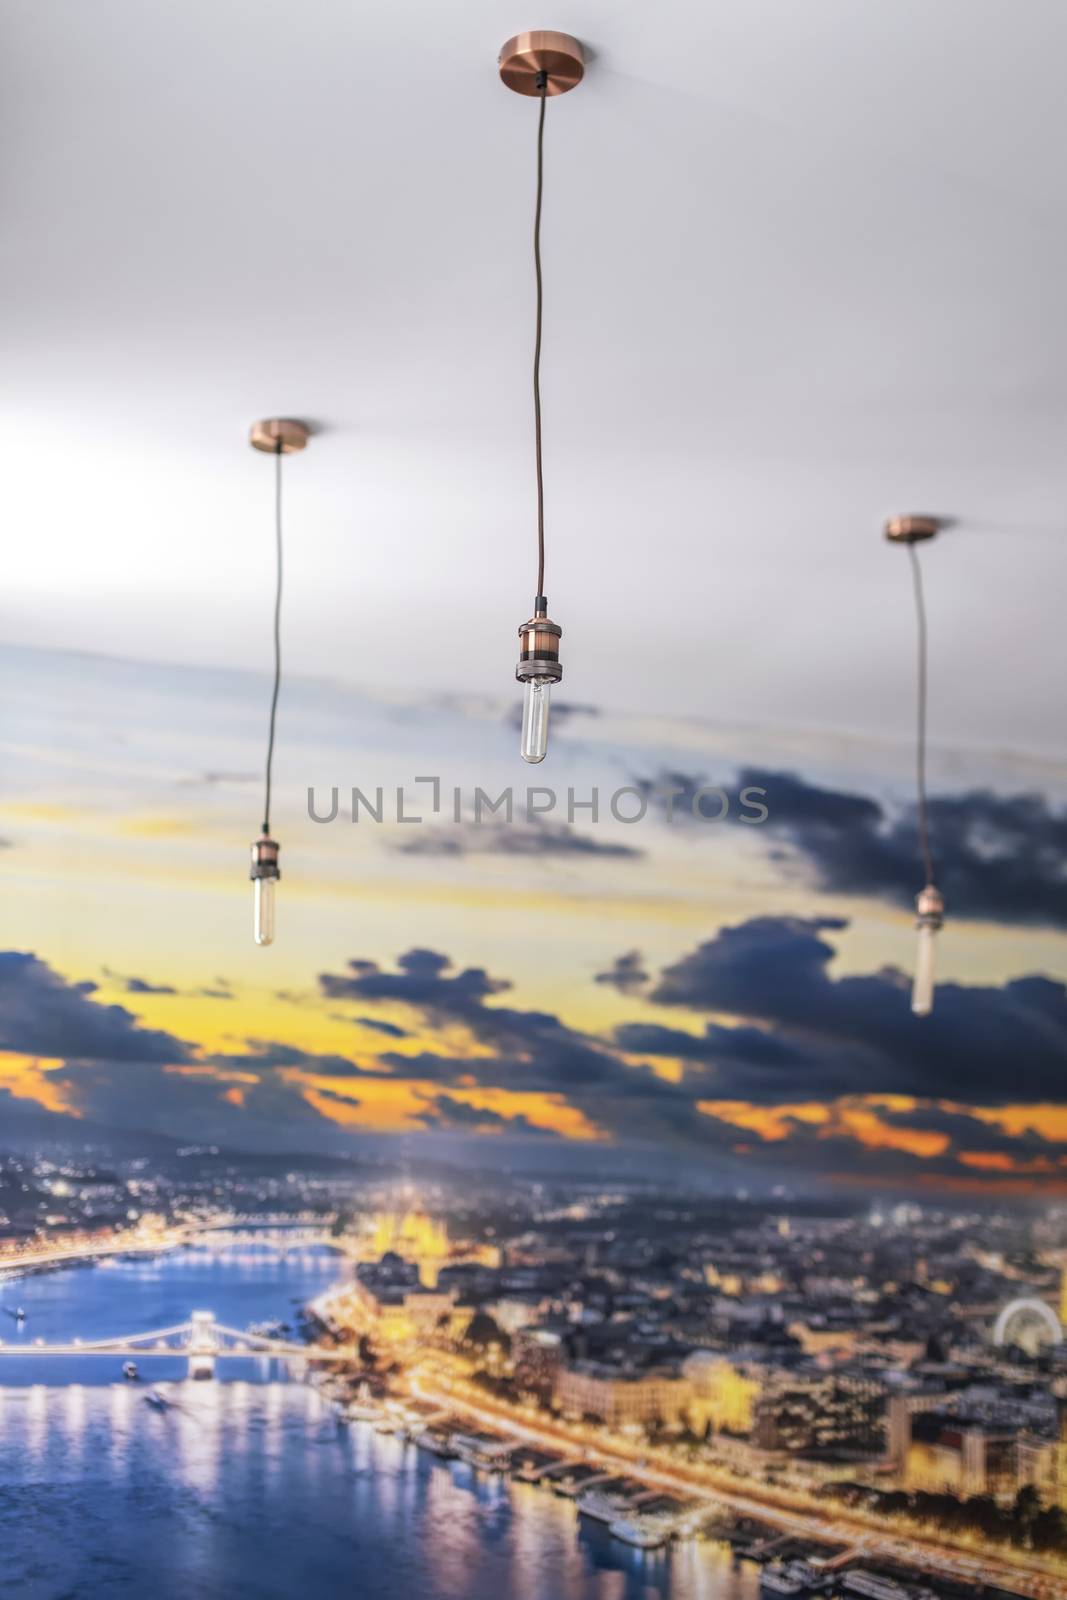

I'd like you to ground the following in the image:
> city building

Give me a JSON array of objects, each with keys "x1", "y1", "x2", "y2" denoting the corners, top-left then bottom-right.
[
  {"x1": 753, "y1": 1370, "x2": 886, "y2": 1459},
  {"x1": 555, "y1": 1360, "x2": 691, "y2": 1430},
  {"x1": 683, "y1": 1352, "x2": 764, "y2": 1436},
  {"x1": 907, "y1": 1414, "x2": 1020, "y2": 1497},
  {"x1": 513, "y1": 1325, "x2": 566, "y2": 1402}
]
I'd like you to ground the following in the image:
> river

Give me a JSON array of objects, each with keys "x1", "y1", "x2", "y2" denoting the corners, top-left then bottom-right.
[{"x1": 0, "y1": 1247, "x2": 760, "y2": 1600}]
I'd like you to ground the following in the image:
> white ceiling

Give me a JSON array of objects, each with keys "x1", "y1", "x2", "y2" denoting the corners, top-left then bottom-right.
[{"x1": 3, "y1": 0, "x2": 1065, "y2": 759}]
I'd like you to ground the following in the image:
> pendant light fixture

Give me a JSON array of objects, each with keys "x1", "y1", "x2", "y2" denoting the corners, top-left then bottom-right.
[
  {"x1": 885, "y1": 514, "x2": 944, "y2": 1015},
  {"x1": 247, "y1": 418, "x2": 310, "y2": 946},
  {"x1": 499, "y1": 31, "x2": 585, "y2": 763}
]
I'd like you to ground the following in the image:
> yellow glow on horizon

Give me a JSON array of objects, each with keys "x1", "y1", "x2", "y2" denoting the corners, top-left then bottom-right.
[
  {"x1": 0, "y1": 802, "x2": 82, "y2": 823},
  {"x1": 118, "y1": 815, "x2": 203, "y2": 839},
  {"x1": 959, "y1": 1150, "x2": 1058, "y2": 1175}
]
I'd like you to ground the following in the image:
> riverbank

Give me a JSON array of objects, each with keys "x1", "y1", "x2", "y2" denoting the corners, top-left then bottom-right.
[
  {"x1": 387, "y1": 1371, "x2": 1067, "y2": 1600},
  {"x1": 307, "y1": 1377, "x2": 1034, "y2": 1600}
]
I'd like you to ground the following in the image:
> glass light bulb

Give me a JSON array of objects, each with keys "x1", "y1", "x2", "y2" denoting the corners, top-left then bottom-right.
[
  {"x1": 911, "y1": 922, "x2": 937, "y2": 1016},
  {"x1": 254, "y1": 877, "x2": 276, "y2": 946},
  {"x1": 521, "y1": 679, "x2": 551, "y2": 764}
]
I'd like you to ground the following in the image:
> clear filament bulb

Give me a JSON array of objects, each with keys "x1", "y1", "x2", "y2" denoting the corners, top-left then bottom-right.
[
  {"x1": 911, "y1": 922, "x2": 937, "y2": 1016},
  {"x1": 254, "y1": 877, "x2": 276, "y2": 946},
  {"x1": 521, "y1": 679, "x2": 551, "y2": 763}
]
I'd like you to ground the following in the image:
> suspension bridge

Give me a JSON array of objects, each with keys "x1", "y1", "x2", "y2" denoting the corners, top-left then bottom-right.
[
  {"x1": 0, "y1": 1311, "x2": 355, "y2": 1377},
  {"x1": 186, "y1": 1218, "x2": 348, "y2": 1254}
]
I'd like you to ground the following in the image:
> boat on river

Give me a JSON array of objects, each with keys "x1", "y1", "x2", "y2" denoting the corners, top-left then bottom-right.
[
  {"x1": 841, "y1": 1574, "x2": 910, "y2": 1600},
  {"x1": 414, "y1": 1426, "x2": 458, "y2": 1459},
  {"x1": 609, "y1": 1514, "x2": 670, "y2": 1551}
]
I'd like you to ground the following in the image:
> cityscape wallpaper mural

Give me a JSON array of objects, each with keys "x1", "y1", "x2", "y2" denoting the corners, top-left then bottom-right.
[
  {"x1": 3, "y1": 640, "x2": 1065, "y2": 1194},
  {"x1": 2, "y1": 637, "x2": 1066, "y2": 1598},
  {"x1": 4, "y1": 1, "x2": 1067, "y2": 1597}
]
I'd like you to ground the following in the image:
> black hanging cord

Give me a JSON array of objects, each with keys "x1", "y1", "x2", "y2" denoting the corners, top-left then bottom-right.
[
  {"x1": 907, "y1": 541, "x2": 934, "y2": 888},
  {"x1": 262, "y1": 439, "x2": 283, "y2": 837},
  {"x1": 533, "y1": 76, "x2": 547, "y2": 601}
]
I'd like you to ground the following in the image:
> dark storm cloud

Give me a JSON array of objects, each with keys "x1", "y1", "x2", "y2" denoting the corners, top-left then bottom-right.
[
  {"x1": 636, "y1": 763, "x2": 1067, "y2": 927},
  {"x1": 48, "y1": 1058, "x2": 325, "y2": 1141},
  {"x1": 371, "y1": 1043, "x2": 644, "y2": 1097},
  {"x1": 649, "y1": 915, "x2": 850, "y2": 1016},
  {"x1": 633, "y1": 771, "x2": 764, "y2": 824},
  {"x1": 317, "y1": 949, "x2": 876, "y2": 1162},
  {"x1": 190, "y1": 931, "x2": 723, "y2": 1150},
  {"x1": 309, "y1": 1085, "x2": 363, "y2": 1110},
  {"x1": 0, "y1": 951, "x2": 191, "y2": 1063},
  {"x1": 741, "y1": 769, "x2": 1067, "y2": 928},
  {"x1": 594, "y1": 950, "x2": 651, "y2": 995},
  {"x1": 324, "y1": 934, "x2": 1067, "y2": 1133},
  {"x1": 615, "y1": 916, "x2": 1067, "y2": 1105},
  {"x1": 22, "y1": 921, "x2": 1067, "y2": 1185},
  {"x1": 111, "y1": 973, "x2": 178, "y2": 996},
  {"x1": 875, "y1": 1104, "x2": 1061, "y2": 1162},
  {"x1": 616, "y1": 1017, "x2": 814, "y2": 1069},
  {"x1": 355, "y1": 1016, "x2": 411, "y2": 1039},
  {"x1": 208, "y1": 1041, "x2": 371, "y2": 1078},
  {"x1": 102, "y1": 967, "x2": 233, "y2": 1002},
  {"x1": 736, "y1": 769, "x2": 881, "y2": 829},
  {"x1": 320, "y1": 949, "x2": 509, "y2": 1013},
  {"x1": 321, "y1": 950, "x2": 676, "y2": 1099},
  {"x1": 396, "y1": 820, "x2": 641, "y2": 860},
  {"x1": 413, "y1": 1093, "x2": 558, "y2": 1138}
]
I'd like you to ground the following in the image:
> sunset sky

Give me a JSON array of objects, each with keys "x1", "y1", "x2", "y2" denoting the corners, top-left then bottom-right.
[
  {"x1": 2, "y1": 639, "x2": 1065, "y2": 1196},
  {"x1": 4, "y1": 0, "x2": 1067, "y2": 1204}
]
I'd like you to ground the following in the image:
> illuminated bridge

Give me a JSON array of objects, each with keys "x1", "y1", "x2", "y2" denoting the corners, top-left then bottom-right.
[
  {"x1": 0, "y1": 1311, "x2": 356, "y2": 1377},
  {"x1": 0, "y1": 1214, "x2": 351, "y2": 1274},
  {"x1": 184, "y1": 1215, "x2": 352, "y2": 1255}
]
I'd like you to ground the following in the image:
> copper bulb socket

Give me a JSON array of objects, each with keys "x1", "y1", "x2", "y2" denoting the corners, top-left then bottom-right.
[
  {"x1": 516, "y1": 606, "x2": 563, "y2": 684},
  {"x1": 884, "y1": 515, "x2": 941, "y2": 544},
  {"x1": 916, "y1": 885, "x2": 944, "y2": 928},
  {"x1": 250, "y1": 835, "x2": 281, "y2": 881},
  {"x1": 499, "y1": 31, "x2": 585, "y2": 96},
  {"x1": 250, "y1": 419, "x2": 310, "y2": 455}
]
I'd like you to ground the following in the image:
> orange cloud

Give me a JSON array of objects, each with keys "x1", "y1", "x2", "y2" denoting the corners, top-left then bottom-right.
[
  {"x1": 970, "y1": 1104, "x2": 1067, "y2": 1142},
  {"x1": 697, "y1": 1096, "x2": 946, "y2": 1159},
  {"x1": 697, "y1": 1101, "x2": 830, "y2": 1142},
  {"x1": 959, "y1": 1151, "x2": 1057, "y2": 1175},
  {"x1": 301, "y1": 1073, "x2": 601, "y2": 1141},
  {"x1": 440, "y1": 1088, "x2": 603, "y2": 1142},
  {"x1": 0, "y1": 1053, "x2": 75, "y2": 1116},
  {"x1": 832, "y1": 1104, "x2": 948, "y2": 1160},
  {"x1": 300, "y1": 1076, "x2": 410, "y2": 1131}
]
